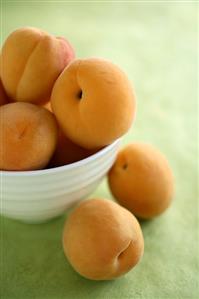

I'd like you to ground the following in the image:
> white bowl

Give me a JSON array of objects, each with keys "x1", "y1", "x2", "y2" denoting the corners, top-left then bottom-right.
[{"x1": 0, "y1": 139, "x2": 120, "y2": 223}]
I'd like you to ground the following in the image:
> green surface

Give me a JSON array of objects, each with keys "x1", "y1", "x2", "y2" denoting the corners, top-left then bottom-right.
[{"x1": 0, "y1": 1, "x2": 198, "y2": 299}]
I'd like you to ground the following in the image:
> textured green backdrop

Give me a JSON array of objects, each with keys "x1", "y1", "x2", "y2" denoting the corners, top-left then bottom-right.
[{"x1": 0, "y1": 1, "x2": 198, "y2": 299}]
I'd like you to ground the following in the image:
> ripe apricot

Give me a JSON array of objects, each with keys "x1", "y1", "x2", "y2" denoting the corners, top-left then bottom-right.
[
  {"x1": 0, "y1": 102, "x2": 58, "y2": 171},
  {"x1": 108, "y1": 143, "x2": 174, "y2": 219},
  {"x1": 63, "y1": 198, "x2": 144, "y2": 280},
  {"x1": 49, "y1": 129, "x2": 96, "y2": 167},
  {"x1": 1, "y1": 27, "x2": 75, "y2": 104},
  {"x1": 51, "y1": 58, "x2": 136, "y2": 149}
]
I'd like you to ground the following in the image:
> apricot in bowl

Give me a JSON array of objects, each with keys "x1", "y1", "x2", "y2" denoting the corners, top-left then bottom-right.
[
  {"x1": 0, "y1": 27, "x2": 75, "y2": 104},
  {"x1": 0, "y1": 102, "x2": 58, "y2": 171},
  {"x1": 51, "y1": 58, "x2": 136, "y2": 149}
]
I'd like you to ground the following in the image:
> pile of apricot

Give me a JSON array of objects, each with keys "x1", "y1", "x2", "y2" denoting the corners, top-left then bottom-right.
[
  {"x1": 0, "y1": 27, "x2": 136, "y2": 171},
  {"x1": 0, "y1": 27, "x2": 174, "y2": 281}
]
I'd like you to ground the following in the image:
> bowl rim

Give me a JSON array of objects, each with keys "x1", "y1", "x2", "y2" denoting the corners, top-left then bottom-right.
[{"x1": 1, "y1": 139, "x2": 120, "y2": 177}]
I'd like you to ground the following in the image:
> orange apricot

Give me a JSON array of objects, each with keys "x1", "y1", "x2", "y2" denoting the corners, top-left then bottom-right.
[
  {"x1": 108, "y1": 143, "x2": 174, "y2": 219},
  {"x1": 63, "y1": 198, "x2": 144, "y2": 280},
  {"x1": 0, "y1": 102, "x2": 58, "y2": 171},
  {"x1": 49, "y1": 129, "x2": 96, "y2": 167},
  {"x1": 51, "y1": 58, "x2": 136, "y2": 149},
  {"x1": 0, "y1": 27, "x2": 75, "y2": 104}
]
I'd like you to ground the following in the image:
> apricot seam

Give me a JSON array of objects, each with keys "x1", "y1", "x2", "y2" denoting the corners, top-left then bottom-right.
[{"x1": 15, "y1": 34, "x2": 44, "y2": 99}]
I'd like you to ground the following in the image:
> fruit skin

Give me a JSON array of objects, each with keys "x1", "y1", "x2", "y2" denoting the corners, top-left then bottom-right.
[
  {"x1": 0, "y1": 102, "x2": 58, "y2": 171},
  {"x1": 42, "y1": 102, "x2": 96, "y2": 167},
  {"x1": 51, "y1": 58, "x2": 136, "y2": 149},
  {"x1": 49, "y1": 129, "x2": 96, "y2": 167},
  {"x1": 0, "y1": 78, "x2": 8, "y2": 106},
  {"x1": 0, "y1": 27, "x2": 75, "y2": 104},
  {"x1": 0, "y1": 56, "x2": 9, "y2": 106},
  {"x1": 63, "y1": 198, "x2": 144, "y2": 280},
  {"x1": 43, "y1": 101, "x2": 52, "y2": 111},
  {"x1": 108, "y1": 143, "x2": 174, "y2": 219}
]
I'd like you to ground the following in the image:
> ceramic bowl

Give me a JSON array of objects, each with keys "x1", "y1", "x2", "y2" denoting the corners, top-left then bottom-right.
[{"x1": 0, "y1": 139, "x2": 120, "y2": 223}]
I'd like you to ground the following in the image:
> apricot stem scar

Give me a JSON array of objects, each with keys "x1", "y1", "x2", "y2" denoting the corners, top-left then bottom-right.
[{"x1": 77, "y1": 90, "x2": 82, "y2": 100}]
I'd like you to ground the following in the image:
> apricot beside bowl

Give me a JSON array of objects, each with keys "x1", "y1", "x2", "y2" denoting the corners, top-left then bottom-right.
[{"x1": 1, "y1": 139, "x2": 120, "y2": 223}]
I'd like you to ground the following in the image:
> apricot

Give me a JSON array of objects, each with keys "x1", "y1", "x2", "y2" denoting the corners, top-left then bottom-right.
[
  {"x1": 0, "y1": 102, "x2": 58, "y2": 171},
  {"x1": 51, "y1": 58, "x2": 136, "y2": 149},
  {"x1": 108, "y1": 143, "x2": 174, "y2": 219},
  {"x1": 49, "y1": 129, "x2": 96, "y2": 167},
  {"x1": 63, "y1": 198, "x2": 144, "y2": 280},
  {"x1": 0, "y1": 27, "x2": 75, "y2": 104}
]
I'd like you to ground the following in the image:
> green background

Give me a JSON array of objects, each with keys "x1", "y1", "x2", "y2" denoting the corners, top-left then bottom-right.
[{"x1": 0, "y1": 1, "x2": 198, "y2": 298}]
